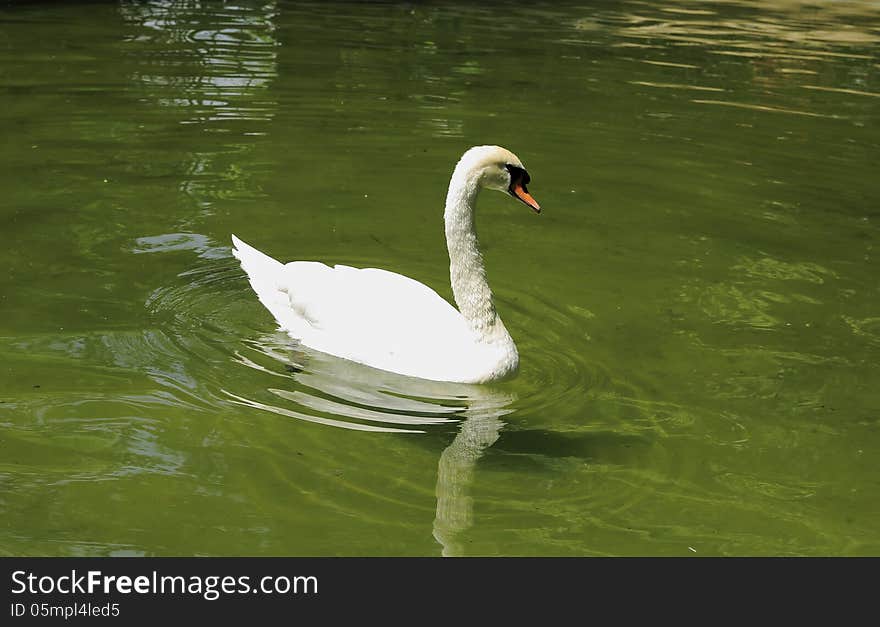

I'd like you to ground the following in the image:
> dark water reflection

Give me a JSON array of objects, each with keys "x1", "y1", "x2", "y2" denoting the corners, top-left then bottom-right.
[{"x1": 0, "y1": 0, "x2": 878, "y2": 556}]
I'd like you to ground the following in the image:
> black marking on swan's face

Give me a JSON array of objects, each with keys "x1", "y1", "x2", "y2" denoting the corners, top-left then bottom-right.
[
  {"x1": 504, "y1": 163, "x2": 540, "y2": 213},
  {"x1": 505, "y1": 164, "x2": 530, "y2": 188}
]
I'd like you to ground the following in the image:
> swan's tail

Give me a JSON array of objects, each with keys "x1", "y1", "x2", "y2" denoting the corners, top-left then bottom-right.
[{"x1": 231, "y1": 234, "x2": 294, "y2": 331}]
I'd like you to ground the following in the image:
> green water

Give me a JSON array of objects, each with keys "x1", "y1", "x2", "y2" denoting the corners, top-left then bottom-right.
[{"x1": 1, "y1": 0, "x2": 878, "y2": 556}]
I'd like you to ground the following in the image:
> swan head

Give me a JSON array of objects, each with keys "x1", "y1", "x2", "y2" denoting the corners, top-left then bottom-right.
[{"x1": 455, "y1": 145, "x2": 541, "y2": 214}]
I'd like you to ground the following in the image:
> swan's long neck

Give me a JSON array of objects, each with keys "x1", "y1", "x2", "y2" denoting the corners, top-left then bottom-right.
[{"x1": 444, "y1": 166, "x2": 501, "y2": 338}]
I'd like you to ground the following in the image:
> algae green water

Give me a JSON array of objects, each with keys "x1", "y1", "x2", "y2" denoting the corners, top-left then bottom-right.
[{"x1": 1, "y1": 0, "x2": 878, "y2": 556}]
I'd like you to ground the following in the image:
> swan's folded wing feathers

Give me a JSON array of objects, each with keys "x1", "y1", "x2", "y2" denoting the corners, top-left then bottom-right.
[
  {"x1": 276, "y1": 262, "x2": 468, "y2": 345},
  {"x1": 231, "y1": 234, "x2": 300, "y2": 332}
]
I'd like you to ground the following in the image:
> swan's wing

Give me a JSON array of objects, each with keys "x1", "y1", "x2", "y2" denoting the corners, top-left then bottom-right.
[
  {"x1": 231, "y1": 234, "x2": 307, "y2": 334},
  {"x1": 232, "y1": 235, "x2": 472, "y2": 363},
  {"x1": 278, "y1": 262, "x2": 469, "y2": 342},
  {"x1": 278, "y1": 262, "x2": 478, "y2": 375}
]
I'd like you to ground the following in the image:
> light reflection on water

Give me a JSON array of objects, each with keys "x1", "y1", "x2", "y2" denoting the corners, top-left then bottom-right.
[{"x1": 120, "y1": 0, "x2": 279, "y2": 124}]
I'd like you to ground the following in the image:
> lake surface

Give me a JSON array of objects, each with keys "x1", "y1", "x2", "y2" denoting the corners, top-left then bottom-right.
[{"x1": 1, "y1": 0, "x2": 878, "y2": 556}]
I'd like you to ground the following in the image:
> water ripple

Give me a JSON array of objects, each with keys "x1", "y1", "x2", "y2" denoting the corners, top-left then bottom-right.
[{"x1": 223, "y1": 332, "x2": 516, "y2": 432}]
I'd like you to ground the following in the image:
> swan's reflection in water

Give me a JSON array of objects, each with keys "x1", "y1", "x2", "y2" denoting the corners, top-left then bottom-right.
[
  {"x1": 432, "y1": 412, "x2": 505, "y2": 557},
  {"x1": 224, "y1": 334, "x2": 514, "y2": 555}
]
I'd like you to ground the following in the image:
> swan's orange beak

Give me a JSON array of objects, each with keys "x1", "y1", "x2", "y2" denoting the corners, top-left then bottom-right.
[{"x1": 512, "y1": 182, "x2": 541, "y2": 214}]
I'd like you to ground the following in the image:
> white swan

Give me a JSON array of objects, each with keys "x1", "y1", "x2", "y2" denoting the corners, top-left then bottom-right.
[{"x1": 231, "y1": 145, "x2": 541, "y2": 384}]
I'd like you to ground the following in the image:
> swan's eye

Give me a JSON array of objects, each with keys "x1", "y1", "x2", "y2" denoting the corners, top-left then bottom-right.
[{"x1": 505, "y1": 164, "x2": 530, "y2": 186}]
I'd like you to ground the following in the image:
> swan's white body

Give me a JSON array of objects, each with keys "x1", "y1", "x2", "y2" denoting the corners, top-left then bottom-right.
[{"x1": 232, "y1": 145, "x2": 540, "y2": 384}]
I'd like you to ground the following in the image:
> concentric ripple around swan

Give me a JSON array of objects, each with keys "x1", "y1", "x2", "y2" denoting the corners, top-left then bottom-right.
[
  {"x1": 144, "y1": 247, "x2": 673, "y2": 443},
  {"x1": 144, "y1": 251, "x2": 516, "y2": 434}
]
